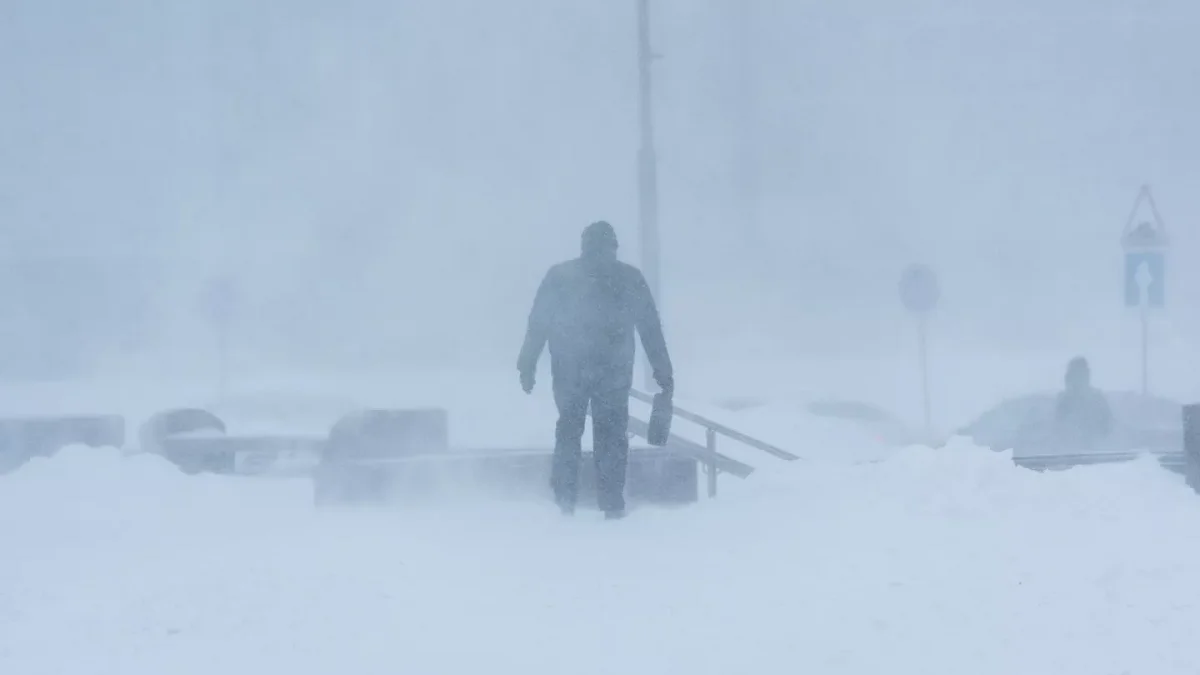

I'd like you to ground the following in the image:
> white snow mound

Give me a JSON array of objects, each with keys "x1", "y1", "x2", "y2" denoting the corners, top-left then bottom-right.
[{"x1": 3, "y1": 437, "x2": 1200, "y2": 674}]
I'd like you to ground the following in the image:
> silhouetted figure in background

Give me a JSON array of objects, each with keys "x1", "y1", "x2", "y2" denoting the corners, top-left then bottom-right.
[
  {"x1": 1053, "y1": 356, "x2": 1113, "y2": 448},
  {"x1": 518, "y1": 221, "x2": 673, "y2": 519}
]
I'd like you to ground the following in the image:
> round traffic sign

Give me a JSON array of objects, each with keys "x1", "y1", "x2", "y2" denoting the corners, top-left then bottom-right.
[
  {"x1": 202, "y1": 277, "x2": 238, "y2": 323},
  {"x1": 899, "y1": 264, "x2": 940, "y2": 314}
]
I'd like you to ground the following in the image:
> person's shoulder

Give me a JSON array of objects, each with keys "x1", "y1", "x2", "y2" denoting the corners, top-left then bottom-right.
[
  {"x1": 545, "y1": 260, "x2": 578, "y2": 279},
  {"x1": 615, "y1": 261, "x2": 647, "y2": 282}
]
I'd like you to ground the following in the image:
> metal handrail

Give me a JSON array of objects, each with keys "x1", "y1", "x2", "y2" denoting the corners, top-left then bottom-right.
[
  {"x1": 1014, "y1": 449, "x2": 1183, "y2": 471},
  {"x1": 629, "y1": 389, "x2": 799, "y2": 461},
  {"x1": 626, "y1": 415, "x2": 754, "y2": 479}
]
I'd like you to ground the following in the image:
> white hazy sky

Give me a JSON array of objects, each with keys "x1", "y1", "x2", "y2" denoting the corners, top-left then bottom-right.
[{"x1": 1, "y1": 0, "x2": 1197, "y2": 376}]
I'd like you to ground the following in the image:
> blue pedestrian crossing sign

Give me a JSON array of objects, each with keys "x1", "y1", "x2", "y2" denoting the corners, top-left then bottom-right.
[
  {"x1": 1124, "y1": 251, "x2": 1164, "y2": 308},
  {"x1": 1121, "y1": 185, "x2": 1169, "y2": 309}
]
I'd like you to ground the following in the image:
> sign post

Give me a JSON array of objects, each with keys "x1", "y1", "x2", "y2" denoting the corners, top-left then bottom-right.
[
  {"x1": 202, "y1": 277, "x2": 237, "y2": 400},
  {"x1": 1121, "y1": 185, "x2": 1168, "y2": 395},
  {"x1": 899, "y1": 263, "x2": 940, "y2": 438},
  {"x1": 636, "y1": 0, "x2": 661, "y2": 393}
]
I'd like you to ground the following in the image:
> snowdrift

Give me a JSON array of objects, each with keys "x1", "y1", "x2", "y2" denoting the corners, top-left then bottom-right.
[{"x1": 5, "y1": 431, "x2": 1200, "y2": 675}]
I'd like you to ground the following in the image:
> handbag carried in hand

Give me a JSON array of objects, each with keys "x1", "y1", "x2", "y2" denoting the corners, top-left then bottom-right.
[{"x1": 647, "y1": 392, "x2": 673, "y2": 446}]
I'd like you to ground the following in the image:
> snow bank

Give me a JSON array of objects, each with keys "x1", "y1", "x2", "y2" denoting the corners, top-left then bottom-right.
[
  {"x1": 0, "y1": 445, "x2": 312, "y2": 546},
  {"x1": 3, "y1": 434, "x2": 1200, "y2": 675}
]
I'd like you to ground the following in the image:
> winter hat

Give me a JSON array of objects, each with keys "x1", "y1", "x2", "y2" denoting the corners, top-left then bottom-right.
[{"x1": 581, "y1": 221, "x2": 619, "y2": 256}]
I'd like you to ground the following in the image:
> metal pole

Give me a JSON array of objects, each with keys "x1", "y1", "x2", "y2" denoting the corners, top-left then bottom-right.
[
  {"x1": 730, "y1": 0, "x2": 758, "y2": 249},
  {"x1": 706, "y1": 427, "x2": 718, "y2": 498},
  {"x1": 918, "y1": 316, "x2": 932, "y2": 437},
  {"x1": 1141, "y1": 303, "x2": 1149, "y2": 395},
  {"x1": 637, "y1": 0, "x2": 660, "y2": 392},
  {"x1": 217, "y1": 319, "x2": 229, "y2": 400}
]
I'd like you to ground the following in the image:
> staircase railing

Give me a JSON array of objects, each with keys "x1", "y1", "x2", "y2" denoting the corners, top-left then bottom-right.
[
  {"x1": 629, "y1": 388, "x2": 799, "y2": 497},
  {"x1": 626, "y1": 416, "x2": 754, "y2": 478}
]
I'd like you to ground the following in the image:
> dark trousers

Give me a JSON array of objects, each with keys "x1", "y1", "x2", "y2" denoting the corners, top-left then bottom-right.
[{"x1": 551, "y1": 382, "x2": 630, "y2": 512}]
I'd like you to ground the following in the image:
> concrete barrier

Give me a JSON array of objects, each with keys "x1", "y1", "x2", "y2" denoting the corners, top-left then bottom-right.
[
  {"x1": 0, "y1": 414, "x2": 126, "y2": 474},
  {"x1": 312, "y1": 408, "x2": 699, "y2": 508},
  {"x1": 312, "y1": 446, "x2": 699, "y2": 508},
  {"x1": 325, "y1": 409, "x2": 449, "y2": 461}
]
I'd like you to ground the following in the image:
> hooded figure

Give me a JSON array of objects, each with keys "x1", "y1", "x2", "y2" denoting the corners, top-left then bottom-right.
[
  {"x1": 517, "y1": 221, "x2": 673, "y2": 518},
  {"x1": 1053, "y1": 356, "x2": 1113, "y2": 447}
]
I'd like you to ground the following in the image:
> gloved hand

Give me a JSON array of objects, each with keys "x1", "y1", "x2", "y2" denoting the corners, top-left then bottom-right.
[
  {"x1": 520, "y1": 369, "x2": 536, "y2": 394},
  {"x1": 655, "y1": 372, "x2": 674, "y2": 397}
]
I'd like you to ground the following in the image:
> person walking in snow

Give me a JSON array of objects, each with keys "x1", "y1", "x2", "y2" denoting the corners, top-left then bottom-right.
[
  {"x1": 517, "y1": 221, "x2": 673, "y2": 519},
  {"x1": 1053, "y1": 356, "x2": 1113, "y2": 449}
]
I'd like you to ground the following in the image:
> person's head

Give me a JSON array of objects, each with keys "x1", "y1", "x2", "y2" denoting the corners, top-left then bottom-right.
[
  {"x1": 580, "y1": 221, "x2": 619, "y2": 262},
  {"x1": 1065, "y1": 356, "x2": 1091, "y2": 390}
]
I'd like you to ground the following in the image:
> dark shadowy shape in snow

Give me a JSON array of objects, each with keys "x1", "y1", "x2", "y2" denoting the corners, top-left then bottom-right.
[{"x1": 957, "y1": 391, "x2": 1181, "y2": 456}]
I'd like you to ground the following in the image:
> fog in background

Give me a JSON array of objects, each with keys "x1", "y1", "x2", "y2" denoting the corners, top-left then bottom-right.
[{"x1": 2, "y1": 0, "x2": 1198, "y2": 381}]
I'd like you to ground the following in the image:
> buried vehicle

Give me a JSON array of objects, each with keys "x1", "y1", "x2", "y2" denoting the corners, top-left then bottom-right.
[
  {"x1": 139, "y1": 391, "x2": 365, "y2": 476},
  {"x1": 141, "y1": 407, "x2": 325, "y2": 477},
  {"x1": 956, "y1": 390, "x2": 1183, "y2": 471}
]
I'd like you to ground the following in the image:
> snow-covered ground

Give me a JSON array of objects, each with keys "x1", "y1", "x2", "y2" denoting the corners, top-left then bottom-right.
[
  {"x1": 4, "y1": 441, "x2": 1200, "y2": 674},
  {"x1": 4, "y1": 347, "x2": 1200, "y2": 674}
]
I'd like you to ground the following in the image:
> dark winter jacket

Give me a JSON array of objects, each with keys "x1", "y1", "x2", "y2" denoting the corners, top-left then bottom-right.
[
  {"x1": 1053, "y1": 386, "x2": 1113, "y2": 444},
  {"x1": 517, "y1": 255, "x2": 671, "y2": 393}
]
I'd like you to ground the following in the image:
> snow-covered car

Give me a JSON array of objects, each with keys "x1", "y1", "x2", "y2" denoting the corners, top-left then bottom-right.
[
  {"x1": 956, "y1": 390, "x2": 1182, "y2": 456},
  {"x1": 142, "y1": 391, "x2": 365, "y2": 476}
]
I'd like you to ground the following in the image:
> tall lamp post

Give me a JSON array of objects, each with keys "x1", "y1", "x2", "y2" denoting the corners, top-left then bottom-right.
[
  {"x1": 731, "y1": 0, "x2": 758, "y2": 248},
  {"x1": 637, "y1": 0, "x2": 661, "y2": 391}
]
